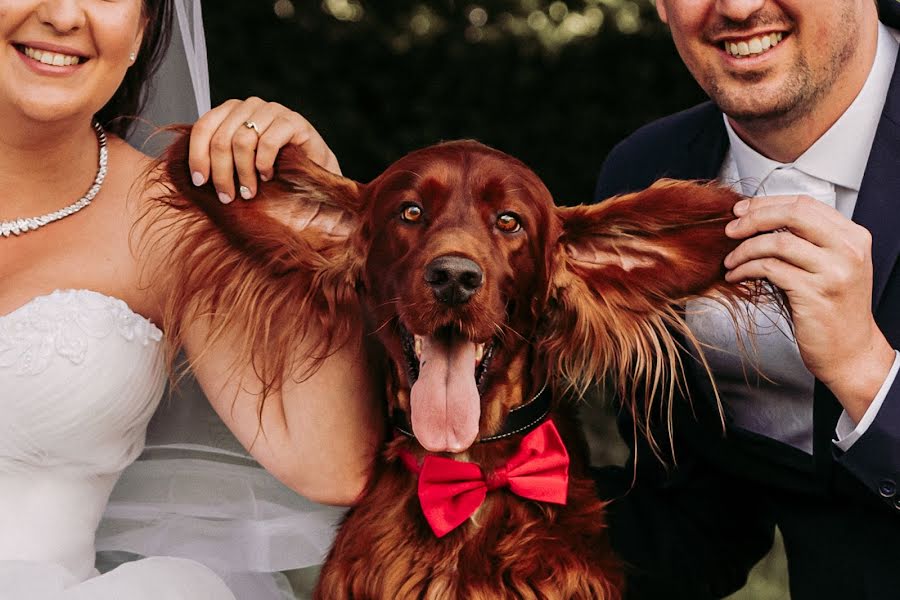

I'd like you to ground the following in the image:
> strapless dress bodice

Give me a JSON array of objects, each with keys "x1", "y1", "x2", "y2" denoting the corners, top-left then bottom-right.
[{"x1": 0, "y1": 289, "x2": 166, "y2": 581}]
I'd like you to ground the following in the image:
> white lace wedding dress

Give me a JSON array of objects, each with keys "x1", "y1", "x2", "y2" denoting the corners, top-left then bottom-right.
[{"x1": 0, "y1": 289, "x2": 236, "y2": 599}]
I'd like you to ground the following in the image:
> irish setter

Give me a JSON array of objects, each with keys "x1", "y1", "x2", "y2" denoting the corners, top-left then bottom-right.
[{"x1": 153, "y1": 133, "x2": 749, "y2": 599}]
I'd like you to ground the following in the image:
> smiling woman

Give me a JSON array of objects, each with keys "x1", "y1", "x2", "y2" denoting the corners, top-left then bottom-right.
[
  {"x1": 0, "y1": 1, "x2": 379, "y2": 599},
  {"x1": 2, "y1": 0, "x2": 147, "y2": 127}
]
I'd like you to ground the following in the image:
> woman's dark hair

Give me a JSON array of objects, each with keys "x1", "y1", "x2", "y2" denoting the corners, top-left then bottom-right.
[{"x1": 95, "y1": 0, "x2": 175, "y2": 137}]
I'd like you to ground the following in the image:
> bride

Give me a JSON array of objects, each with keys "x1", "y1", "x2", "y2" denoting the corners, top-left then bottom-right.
[{"x1": 0, "y1": 1, "x2": 379, "y2": 598}]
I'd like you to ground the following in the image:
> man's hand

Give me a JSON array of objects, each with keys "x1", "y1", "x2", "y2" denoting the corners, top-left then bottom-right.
[
  {"x1": 723, "y1": 194, "x2": 895, "y2": 422},
  {"x1": 187, "y1": 97, "x2": 341, "y2": 203}
]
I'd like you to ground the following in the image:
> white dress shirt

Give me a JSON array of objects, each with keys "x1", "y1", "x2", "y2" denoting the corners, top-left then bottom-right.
[{"x1": 687, "y1": 22, "x2": 900, "y2": 452}]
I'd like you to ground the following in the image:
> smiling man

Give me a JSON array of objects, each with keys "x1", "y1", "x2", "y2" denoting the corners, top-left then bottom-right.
[{"x1": 592, "y1": 1, "x2": 900, "y2": 598}]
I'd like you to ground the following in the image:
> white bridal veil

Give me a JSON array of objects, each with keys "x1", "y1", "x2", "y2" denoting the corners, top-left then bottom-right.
[
  {"x1": 124, "y1": 0, "x2": 209, "y2": 150},
  {"x1": 101, "y1": 3, "x2": 346, "y2": 599}
]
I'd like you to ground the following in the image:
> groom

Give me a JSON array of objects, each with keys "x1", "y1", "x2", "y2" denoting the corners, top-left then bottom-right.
[{"x1": 591, "y1": 0, "x2": 900, "y2": 598}]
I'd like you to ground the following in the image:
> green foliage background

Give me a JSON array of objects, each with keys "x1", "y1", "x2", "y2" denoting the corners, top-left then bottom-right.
[{"x1": 203, "y1": 0, "x2": 706, "y2": 203}]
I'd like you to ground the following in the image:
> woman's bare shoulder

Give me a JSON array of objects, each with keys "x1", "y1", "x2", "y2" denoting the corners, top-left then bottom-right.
[{"x1": 108, "y1": 136, "x2": 187, "y2": 314}]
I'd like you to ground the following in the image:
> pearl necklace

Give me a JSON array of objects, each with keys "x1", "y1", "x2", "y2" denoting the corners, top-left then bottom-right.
[{"x1": 0, "y1": 121, "x2": 108, "y2": 238}]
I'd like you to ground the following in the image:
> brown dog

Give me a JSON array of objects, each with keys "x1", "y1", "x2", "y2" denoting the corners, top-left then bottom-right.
[{"x1": 153, "y1": 135, "x2": 749, "y2": 599}]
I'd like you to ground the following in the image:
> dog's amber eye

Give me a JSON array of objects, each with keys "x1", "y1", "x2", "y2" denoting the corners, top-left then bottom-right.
[
  {"x1": 400, "y1": 204, "x2": 423, "y2": 223},
  {"x1": 496, "y1": 213, "x2": 522, "y2": 233}
]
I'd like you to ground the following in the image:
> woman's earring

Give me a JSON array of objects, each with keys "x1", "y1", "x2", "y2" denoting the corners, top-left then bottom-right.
[{"x1": 129, "y1": 52, "x2": 137, "y2": 63}]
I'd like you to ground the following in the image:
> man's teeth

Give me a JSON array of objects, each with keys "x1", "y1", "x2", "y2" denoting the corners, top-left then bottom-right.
[
  {"x1": 724, "y1": 32, "x2": 783, "y2": 57},
  {"x1": 22, "y1": 46, "x2": 81, "y2": 66}
]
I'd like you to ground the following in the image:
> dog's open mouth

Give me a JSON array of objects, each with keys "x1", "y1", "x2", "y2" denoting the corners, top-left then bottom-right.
[
  {"x1": 400, "y1": 325, "x2": 496, "y2": 391},
  {"x1": 398, "y1": 324, "x2": 496, "y2": 453}
]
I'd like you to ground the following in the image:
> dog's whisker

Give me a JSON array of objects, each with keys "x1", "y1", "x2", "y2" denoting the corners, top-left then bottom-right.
[
  {"x1": 369, "y1": 316, "x2": 396, "y2": 336},
  {"x1": 392, "y1": 168, "x2": 424, "y2": 181},
  {"x1": 497, "y1": 172, "x2": 516, "y2": 186},
  {"x1": 373, "y1": 297, "x2": 403, "y2": 310},
  {"x1": 494, "y1": 322, "x2": 514, "y2": 347},
  {"x1": 497, "y1": 320, "x2": 527, "y2": 342}
]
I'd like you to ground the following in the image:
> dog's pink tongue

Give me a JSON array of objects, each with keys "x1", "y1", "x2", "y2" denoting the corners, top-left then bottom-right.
[{"x1": 410, "y1": 332, "x2": 480, "y2": 453}]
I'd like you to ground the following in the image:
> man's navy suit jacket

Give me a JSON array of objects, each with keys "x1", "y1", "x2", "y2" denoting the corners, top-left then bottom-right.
[{"x1": 591, "y1": 44, "x2": 900, "y2": 600}]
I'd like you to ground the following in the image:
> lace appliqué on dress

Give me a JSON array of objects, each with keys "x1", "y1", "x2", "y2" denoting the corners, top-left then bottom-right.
[{"x1": 0, "y1": 290, "x2": 162, "y2": 376}]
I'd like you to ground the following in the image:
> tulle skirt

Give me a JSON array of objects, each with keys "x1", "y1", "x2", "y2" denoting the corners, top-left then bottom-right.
[
  {"x1": 96, "y1": 376, "x2": 346, "y2": 600},
  {"x1": 0, "y1": 557, "x2": 235, "y2": 600}
]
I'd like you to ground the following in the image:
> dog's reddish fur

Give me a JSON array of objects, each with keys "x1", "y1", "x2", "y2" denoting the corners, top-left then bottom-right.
[{"x1": 150, "y1": 132, "x2": 750, "y2": 599}]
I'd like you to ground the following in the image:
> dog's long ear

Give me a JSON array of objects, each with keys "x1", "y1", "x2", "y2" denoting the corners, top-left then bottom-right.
[
  {"x1": 543, "y1": 180, "x2": 754, "y2": 452},
  {"x1": 144, "y1": 126, "x2": 364, "y2": 392}
]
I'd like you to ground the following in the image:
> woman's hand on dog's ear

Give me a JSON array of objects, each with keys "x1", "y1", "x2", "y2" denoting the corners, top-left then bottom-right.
[{"x1": 187, "y1": 97, "x2": 342, "y2": 203}]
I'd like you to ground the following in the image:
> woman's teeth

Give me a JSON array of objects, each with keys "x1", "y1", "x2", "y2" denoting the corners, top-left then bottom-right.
[
  {"x1": 724, "y1": 32, "x2": 783, "y2": 58},
  {"x1": 22, "y1": 46, "x2": 82, "y2": 66}
]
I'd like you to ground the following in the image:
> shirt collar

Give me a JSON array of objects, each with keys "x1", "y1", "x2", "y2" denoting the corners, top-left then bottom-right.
[{"x1": 725, "y1": 23, "x2": 899, "y2": 195}]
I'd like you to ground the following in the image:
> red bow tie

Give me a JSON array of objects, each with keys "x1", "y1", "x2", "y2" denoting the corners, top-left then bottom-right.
[{"x1": 400, "y1": 420, "x2": 569, "y2": 538}]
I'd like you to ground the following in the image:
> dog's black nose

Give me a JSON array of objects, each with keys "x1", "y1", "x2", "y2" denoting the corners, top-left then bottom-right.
[{"x1": 424, "y1": 255, "x2": 483, "y2": 305}]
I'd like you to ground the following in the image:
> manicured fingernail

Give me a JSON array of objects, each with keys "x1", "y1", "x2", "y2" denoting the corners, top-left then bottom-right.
[
  {"x1": 724, "y1": 252, "x2": 734, "y2": 268},
  {"x1": 239, "y1": 185, "x2": 253, "y2": 200},
  {"x1": 734, "y1": 199, "x2": 750, "y2": 215},
  {"x1": 260, "y1": 173, "x2": 270, "y2": 182},
  {"x1": 192, "y1": 171, "x2": 205, "y2": 186},
  {"x1": 218, "y1": 191, "x2": 233, "y2": 204},
  {"x1": 726, "y1": 219, "x2": 739, "y2": 232}
]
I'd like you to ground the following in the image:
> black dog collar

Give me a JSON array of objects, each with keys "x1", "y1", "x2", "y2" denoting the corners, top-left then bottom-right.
[{"x1": 393, "y1": 382, "x2": 552, "y2": 444}]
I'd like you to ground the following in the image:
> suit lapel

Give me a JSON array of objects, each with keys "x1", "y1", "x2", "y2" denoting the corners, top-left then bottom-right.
[
  {"x1": 676, "y1": 104, "x2": 729, "y2": 180},
  {"x1": 854, "y1": 47, "x2": 900, "y2": 311}
]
